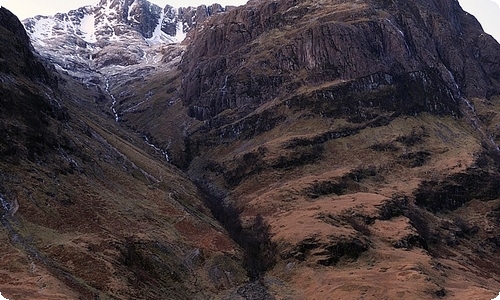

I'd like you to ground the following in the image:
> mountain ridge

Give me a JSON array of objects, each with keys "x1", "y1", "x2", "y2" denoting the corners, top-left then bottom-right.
[{"x1": 22, "y1": 0, "x2": 232, "y2": 89}]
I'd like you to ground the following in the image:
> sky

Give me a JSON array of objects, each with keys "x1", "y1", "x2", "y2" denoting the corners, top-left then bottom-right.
[
  {"x1": 0, "y1": 0, "x2": 499, "y2": 42},
  {"x1": 459, "y1": 0, "x2": 500, "y2": 42},
  {"x1": 0, "y1": 0, "x2": 247, "y2": 20}
]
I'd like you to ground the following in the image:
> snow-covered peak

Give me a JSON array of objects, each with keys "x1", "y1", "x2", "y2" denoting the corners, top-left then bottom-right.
[
  {"x1": 23, "y1": 0, "x2": 196, "y2": 46},
  {"x1": 21, "y1": 0, "x2": 230, "y2": 93}
]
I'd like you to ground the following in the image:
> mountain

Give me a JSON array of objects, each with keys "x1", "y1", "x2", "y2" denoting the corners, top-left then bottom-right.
[
  {"x1": 2, "y1": 0, "x2": 500, "y2": 299},
  {"x1": 0, "y1": 6, "x2": 250, "y2": 300},
  {"x1": 22, "y1": 0, "x2": 230, "y2": 102},
  {"x1": 175, "y1": 0, "x2": 500, "y2": 297}
]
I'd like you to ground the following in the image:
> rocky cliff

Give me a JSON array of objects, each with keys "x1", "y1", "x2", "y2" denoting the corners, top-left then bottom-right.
[
  {"x1": 0, "y1": 7, "x2": 63, "y2": 163},
  {"x1": 181, "y1": 0, "x2": 500, "y2": 121},
  {"x1": 174, "y1": 0, "x2": 500, "y2": 298}
]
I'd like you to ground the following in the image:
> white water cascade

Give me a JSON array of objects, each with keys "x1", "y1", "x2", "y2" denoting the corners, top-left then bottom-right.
[{"x1": 105, "y1": 77, "x2": 119, "y2": 122}]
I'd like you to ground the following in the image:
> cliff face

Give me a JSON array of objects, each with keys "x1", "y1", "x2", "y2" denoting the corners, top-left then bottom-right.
[
  {"x1": 0, "y1": 8, "x2": 52, "y2": 82},
  {"x1": 0, "y1": 7, "x2": 63, "y2": 163},
  {"x1": 181, "y1": 0, "x2": 500, "y2": 121}
]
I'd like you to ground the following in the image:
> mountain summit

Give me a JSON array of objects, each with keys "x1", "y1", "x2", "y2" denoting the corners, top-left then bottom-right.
[{"x1": 24, "y1": 0, "x2": 216, "y2": 45}]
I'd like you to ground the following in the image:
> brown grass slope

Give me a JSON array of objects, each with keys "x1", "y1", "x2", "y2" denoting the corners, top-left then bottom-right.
[
  {"x1": 117, "y1": 0, "x2": 500, "y2": 299},
  {"x1": 0, "y1": 7, "x2": 248, "y2": 300}
]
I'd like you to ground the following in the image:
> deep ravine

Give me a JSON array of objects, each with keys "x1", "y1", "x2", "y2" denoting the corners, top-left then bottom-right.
[{"x1": 192, "y1": 180, "x2": 276, "y2": 299}]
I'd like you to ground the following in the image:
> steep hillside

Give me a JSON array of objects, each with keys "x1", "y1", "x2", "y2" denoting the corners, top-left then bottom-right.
[
  {"x1": 171, "y1": 0, "x2": 500, "y2": 298},
  {"x1": 0, "y1": 7, "x2": 248, "y2": 300},
  {"x1": 7, "y1": 0, "x2": 500, "y2": 299}
]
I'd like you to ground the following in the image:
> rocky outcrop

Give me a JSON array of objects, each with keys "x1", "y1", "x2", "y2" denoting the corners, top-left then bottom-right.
[
  {"x1": 0, "y1": 7, "x2": 52, "y2": 82},
  {"x1": 180, "y1": 0, "x2": 500, "y2": 121},
  {"x1": 0, "y1": 7, "x2": 65, "y2": 163},
  {"x1": 177, "y1": 4, "x2": 227, "y2": 36}
]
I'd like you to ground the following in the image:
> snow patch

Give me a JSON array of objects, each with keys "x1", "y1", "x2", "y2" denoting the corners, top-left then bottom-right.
[
  {"x1": 174, "y1": 20, "x2": 186, "y2": 42},
  {"x1": 80, "y1": 13, "x2": 97, "y2": 43},
  {"x1": 146, "y1": 9, "x2": 166, "y2": 44},
  {"x1": 146, "y1": 10, "x2": 180, "y2": 45},
  {"x1": 30, "y1": 17, "x2": 56, "y2": 40},
  {"x1": 0, "y1": 292, "x2": 9, "y2": 300},
  {"x1": 493, "y1": 292, "x2": 500, "y2": 300}
]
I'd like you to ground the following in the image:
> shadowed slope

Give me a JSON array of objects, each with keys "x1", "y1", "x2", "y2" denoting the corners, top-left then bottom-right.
[{"x1": 0, "y1": 7, "x2": 248, "y2": 299}]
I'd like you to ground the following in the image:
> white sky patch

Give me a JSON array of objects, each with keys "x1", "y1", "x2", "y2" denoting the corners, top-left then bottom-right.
[
  {"x1": 0, "y1": 292, "x2": 9, "y2": 300},
  {"x1": 493, "y1": 292, "x2": 500, "y2": 300},
  {"x1": 459, "y1": 0, "x2": 500, "y2": 42}
]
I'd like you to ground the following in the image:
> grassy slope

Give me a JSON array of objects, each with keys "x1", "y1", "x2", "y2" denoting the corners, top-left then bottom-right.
[
  {"x1": 0, "y1": 65, "x2": 248, "y2": 299},
  {"x1": 168, "y1": 0, "x2": 500, "y2": 295},
  {"x1": 183, "y1": 87, "x2": 500, "y2": 299}
]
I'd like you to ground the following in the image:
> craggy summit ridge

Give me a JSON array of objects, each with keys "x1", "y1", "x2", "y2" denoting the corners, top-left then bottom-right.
[
  {"x1": 23, "y1": 0, "x2": 231, "y2": 77},
  {"x1": 24, "y1": 0, "x2": 229, "y2": 44}
]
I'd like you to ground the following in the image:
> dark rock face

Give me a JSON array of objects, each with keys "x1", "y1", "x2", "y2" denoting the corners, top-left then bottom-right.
[
  {"x1": 0, "y1": 7, "x2": 31, "y2": 48},
  {"x1": 124, "y1": 0, "x2": 163, "y2": 38},
  {"x1": 0, "y1": 8, "x2": 51, "y2": 82},
  {"x1": 92, "y1": 0, "x2": 164, "y2": 39},
  {"x1": 0, "y1": 7, "x2": 64, "y2": 163},
  {"x1": 180, "y1": 0, "x2": 500, "y2": 121},
  {"x1": 178, "y1": 4, "x2": 226, "y2": 35}
]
